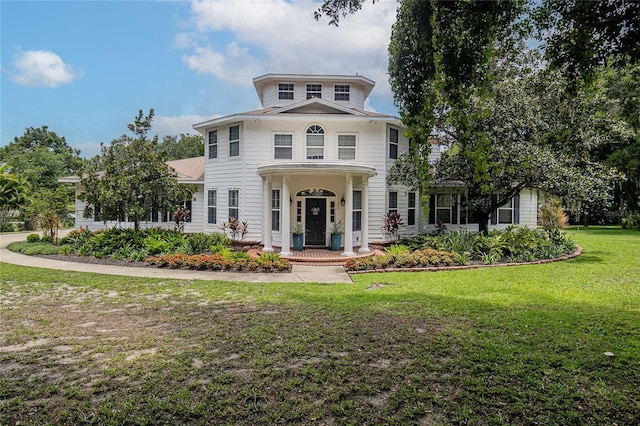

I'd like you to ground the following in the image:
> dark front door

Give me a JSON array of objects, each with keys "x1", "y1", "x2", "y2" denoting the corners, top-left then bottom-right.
[{"x1": 305, "y1": 198, "x2": 326, "y2": 245}]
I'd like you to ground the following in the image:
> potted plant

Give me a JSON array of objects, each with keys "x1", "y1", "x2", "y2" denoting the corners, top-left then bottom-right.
[
  {"x1": 292, "y1": 222, "x2": 305, "y2": 251},
  {"x1": 328, "y1": 221, "x2": 343, "y2": 251}
]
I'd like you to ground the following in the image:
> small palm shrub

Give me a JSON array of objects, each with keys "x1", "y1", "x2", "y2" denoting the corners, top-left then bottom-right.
[{"x1": 621, "y1": 213, "x2": 640, "y2": 230}]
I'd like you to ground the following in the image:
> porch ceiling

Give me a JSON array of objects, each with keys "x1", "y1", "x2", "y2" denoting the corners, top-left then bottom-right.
[{"x1": 257, "y1": 162, "x2": 377, "y2": 177}]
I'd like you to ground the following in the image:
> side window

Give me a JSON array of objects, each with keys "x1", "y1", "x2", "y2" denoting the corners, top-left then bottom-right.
[
  {"x1": 388, "y1": 191, "x2": 398, "y2": 214},
  {"x1": 408, "y1": 192, "x2": 416, "y2": 226},
  {"x1": 353, "y1": 190, "x2": 362, "y2": 231},
  {"x1": 272, "y1": 189, "x2": 280, "y2": 231},
  {"x1": 208, "y1": 130, "x2": 217, "y2": 159},
  {"x1": 207, "y1": 190, "x2": 217, "y2": 224},
  {"x1": 389, "y1": 128, "x2": 399, "y2": 159},
  {"x1": 229, "y1": 125, "x2": 240, "y2": 157},
  {"x1": 228, "y1": 190, "x2": 239, "y2": 220}
]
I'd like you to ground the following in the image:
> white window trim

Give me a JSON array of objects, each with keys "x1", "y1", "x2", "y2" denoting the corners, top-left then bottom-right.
[
  {"x1": 208, "y1": 130, "x2": 218, "y2": 160},
  {"x1": 228, "y1": 189, "x2": 239, "y2": 220},
  {"x1": 278, "y1": 83, "x2": 294, "y2": 100},
  {"x1": 389, "y1": 127, "x2": 399, "y2": 160},
  {"x1": 207, "y1": 189, "x2": 217, "y2": 224},
  {"x1": 273, "y1": 132, "x2": 293, "y2": 160},
  {"x1": 272, "y1": 189, "x2": 281, "y2": 231},
  {"x1": 306, "y1": 83, "x2": 322, "y2": 99},
  {"x1": 229, "y1": 125, "x2": 240, "y2": 158},
  {"x1": 306, "y1": 124, "x2": 325, "y2": 160},
  {"x1": 388, "y1": 191, "x2": 398, "y2": 214},
  {"x1": 334, "y1": 84, "x2": 350, "y2": 101},
  {"x1": 337, "y1": 133, "x2": 357, "y2": 161}
]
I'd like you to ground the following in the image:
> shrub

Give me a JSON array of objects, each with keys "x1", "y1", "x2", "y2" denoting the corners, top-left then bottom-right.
[
  {"x1": 385, "y1": 244, "x2": 411, "y2": 256},
  {"x1": 538, "y1": 199, "x2": 569, "y2": 231},
  {"x1": 621, "y1": 214, "x2": 640, "y2": 230},
  {"x1": 26, "y1": 233, "x2": 40, "y2": 243},
  {"x1": 381, "y1": 212, "x2": 404, "y2": 241}
]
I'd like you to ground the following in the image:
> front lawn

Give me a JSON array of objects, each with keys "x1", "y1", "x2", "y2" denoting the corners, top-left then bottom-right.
[{"x1": 1, "y1": 227, "x2": 638, "y2": 424}]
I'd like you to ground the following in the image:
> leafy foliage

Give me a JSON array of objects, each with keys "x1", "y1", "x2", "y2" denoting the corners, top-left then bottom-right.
[
  {"x1": 0, "y1": 164, "x2": 31, "y2": 230},
  {"x1": 79, "y1": 109, "x2": 196, "y2": 231},
  {"x1": 538, "y1": 198, "x2": 569, "y2": 231},
  {"x1": 218, "y1": 217, "x2": 249, "y2": 242},
  {"x1": 381, "y1": 212, "x2": 403, "y2": 241},
  {"x1": 157, "y1": 134, "x2": 204, "y2": 160},
  {"x1": 146, "y1": 252, "x2": 291, "y2": 273}
]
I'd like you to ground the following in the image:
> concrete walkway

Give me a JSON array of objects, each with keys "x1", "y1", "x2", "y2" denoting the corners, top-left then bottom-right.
[{"x1": 0, "y1": 231, "x2": 353, "y2": 284}]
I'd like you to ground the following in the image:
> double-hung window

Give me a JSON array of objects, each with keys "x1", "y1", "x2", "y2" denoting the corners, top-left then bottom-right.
[
  {"x1": 228, "y1": 190, "x2": 239, "y2": 220},
  {"x1": 436, "y1": 194, "x2": 452, "y2": 223},
  {"x1": 408, "y1": 192, "x2": 416, "y2": 226},
  {"x1": 208, "y1": 130, "x2": 217, "y2": 159},
  {"x1": 278, "y1": 83, "x2": 294, "y2": 100},
  {"x1": 271, "y1": 189, "x2": 280, "y2": 231},
  {"x1": 229, "y1": 125, "x2": 240, "y2": 157},
  {"x1": 335, "y1": 85, "x2": 350, "y2": 101},
  {"x1": 389, "y1": 127, "x2": 399, "y2": 159},
  {"x1": 207, "y1": 190, "x2": 217, "y2": 224},
  {"x1": 497, "y1": 198, "x2": 513, "y2": 224},
  {"x1": 338, "y1": 134, "x2": 356, "y2": 160},
  {"x1": 353, "y1": 190, "x2": 362, "y2": 231},
  {"x1": 388, "y1": 191, "x2": 398, "y2": 214},
  {"x1": 306, "y1": 125, "x2": 324, "y2": 159},
  {"x1": 274, "y1": 134, "x2": 293, "y2": 159},
  {"x1": 306, "y1": 84, "x2": 322, "y2": 99}
]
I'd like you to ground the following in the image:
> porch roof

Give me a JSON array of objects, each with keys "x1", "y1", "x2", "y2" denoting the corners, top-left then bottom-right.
[{"x1": 256, "y1": 162, "x2": 377, "y2": 178}]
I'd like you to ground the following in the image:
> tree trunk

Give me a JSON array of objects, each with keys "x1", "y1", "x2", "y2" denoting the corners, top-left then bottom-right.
[{"x1": 478, "y1": 212, "x2": 490, "y2": 235}]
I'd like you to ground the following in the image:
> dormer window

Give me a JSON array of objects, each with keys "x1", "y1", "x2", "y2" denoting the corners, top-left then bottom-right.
[
  {"x1": 306, "y1": 84, "x2": 322, "y2": 99},
  {"x1": 278, "y1": 83, "x2": 294, "y2": 100},
  {"x1": 335, "y1": 85, "x2": 350, "y2": 101}
]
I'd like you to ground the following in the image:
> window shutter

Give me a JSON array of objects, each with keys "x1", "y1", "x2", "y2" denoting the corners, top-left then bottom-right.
[
  {"x1": 428, "y1": 194, "x2": 435, "y2": 224},
  {"x1": 460, "y1": 194, "x2": 467, "y2": 225},
  {"x1": 451, "y1": 195, "x2": 458, "y2": 224},
  {"x1": 490, "y1": 195, "x2": 497, "y2": 225},
  {"x1": 513, "y1": 194, "x2": 520, "y2": 224}
]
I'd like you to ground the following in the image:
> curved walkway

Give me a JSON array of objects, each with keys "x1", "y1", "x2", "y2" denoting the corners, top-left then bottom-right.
[{"x1": 0, "y1": 231, "x2": 353, "y2": 284}]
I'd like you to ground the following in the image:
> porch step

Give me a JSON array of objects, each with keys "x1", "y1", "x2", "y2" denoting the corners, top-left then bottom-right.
[{"x1": 252, "y1": 248, "x2": 379, "y2": 266}]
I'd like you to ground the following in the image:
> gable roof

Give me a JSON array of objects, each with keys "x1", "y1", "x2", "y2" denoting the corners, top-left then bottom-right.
[{"x1": 267, "y1": 97, "x2": 365, "y2": 115}]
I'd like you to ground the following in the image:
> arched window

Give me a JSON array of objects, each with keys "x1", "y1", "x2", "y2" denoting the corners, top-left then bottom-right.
[{"x1": 306, "y1": 125, "x2": 324, "y2": 159}]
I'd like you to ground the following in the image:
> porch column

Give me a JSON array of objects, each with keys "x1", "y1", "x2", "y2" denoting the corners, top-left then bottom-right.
[
  {"x1": 280, "y1": 175, "x2": 292, "y2": 256},
  {"x1": 342, "y1": 174, "x2": 355, "y2": 256},
  {"x1": 359, "y1": 176, "x2": 370, "y2": 253},
  {"x1": 262, "y1": 176, "x2": 274, "y2": 252}
]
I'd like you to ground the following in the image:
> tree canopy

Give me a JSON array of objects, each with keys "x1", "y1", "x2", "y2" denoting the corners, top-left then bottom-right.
[
  {"x1": 79, "y1": 109, "x2": 196, "y2": 231},
  {"x1": 318, "y1": 0, "x2": 639, "y2": 225},
  {"x1": 157, "y1": 133, "x2": 204, "y2": 160}
]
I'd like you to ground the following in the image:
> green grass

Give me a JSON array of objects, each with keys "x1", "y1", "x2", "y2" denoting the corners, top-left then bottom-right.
[{"x1": 0, "y1": 227, "x2": 638, "y2": 425}]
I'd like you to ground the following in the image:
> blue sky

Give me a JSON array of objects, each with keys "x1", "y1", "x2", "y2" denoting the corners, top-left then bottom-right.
[{"x1": 1, "y1": 0, "x2": 398, "y2": 158}]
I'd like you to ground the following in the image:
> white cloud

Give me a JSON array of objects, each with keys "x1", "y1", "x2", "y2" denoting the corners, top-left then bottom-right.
[
  {"x1": 11, "y1": 49, "x2": 83, "y2": 88},
  {"x1": 179, "y1": 0, "x2": 396, "y2": 97},
  {"x1": 154, "y1": 114, "x2": 222, "y2": 135},
  {"x1": 74, "y1": 141, "x2": 103, "y2": 159}
]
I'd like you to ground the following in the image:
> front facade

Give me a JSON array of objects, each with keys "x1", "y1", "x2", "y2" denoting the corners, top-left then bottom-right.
[
  {"x1": 65, "y1": 72, "x2": 538, "y2": 256},
  {"x1": 194, "y1": 73, "x2": 417, "y2": 256}
]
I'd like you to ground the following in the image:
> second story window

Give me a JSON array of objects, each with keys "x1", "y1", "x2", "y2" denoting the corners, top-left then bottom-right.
[
  {"x1": 278, "y1": 83, "x2": 294, "y2": 100},
  {"x1": 389, "y1": 127, "x2": 399, "y2": 159},
  {"x1": 335, "y1": 84, "x2": 350, "y2": 101},
  {"x1": 229, "y1": 125, "x2": 240, "y2": 157},
  {"x1": 274, "y1": 134, "x2": 293, "y2": 159},
  {"x1": 306, "y1": 84, "x2": 322, "y2": 99},
  {"x1": 338, "y1": 134, "x2": 356, "y2": 160},
  {"x1": 306, "y1": 125, "x2": 324, "y2": 159},
  {"x1": 208, "y1": 130, "x2": 217, "y2": 159}
]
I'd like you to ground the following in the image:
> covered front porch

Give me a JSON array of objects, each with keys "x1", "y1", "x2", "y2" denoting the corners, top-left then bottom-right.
[{"x1": 257, "y1": 163, "x2": 377, "y2": 257}]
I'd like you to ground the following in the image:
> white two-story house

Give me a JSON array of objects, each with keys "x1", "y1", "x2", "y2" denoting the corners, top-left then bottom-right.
[
  {"x1": 193, "y1": 73, "x2": 417, "y2": 256},
  {"x1": 64, "y1": 73, "x2": 538, "y2": 256}
]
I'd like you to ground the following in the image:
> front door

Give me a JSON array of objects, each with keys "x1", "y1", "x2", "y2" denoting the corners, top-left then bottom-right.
[{"x1": 305, "y1": 198, "x2": 326, "y2": 246}]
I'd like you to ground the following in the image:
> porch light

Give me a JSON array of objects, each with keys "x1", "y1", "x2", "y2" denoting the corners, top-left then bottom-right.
[
  {"x1": 290, "y1": 197, "x2": 293, "y2": 206},
  {"x1": 340, "y1": 196, "x2": 345, "y2": 206}
]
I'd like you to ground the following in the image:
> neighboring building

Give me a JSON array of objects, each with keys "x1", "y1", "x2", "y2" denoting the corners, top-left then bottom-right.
[{"x1": 63, "y1": 73, "x2": 537, "y2": 256}]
